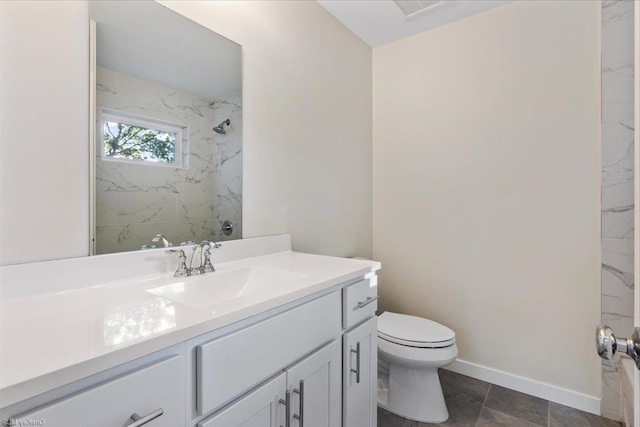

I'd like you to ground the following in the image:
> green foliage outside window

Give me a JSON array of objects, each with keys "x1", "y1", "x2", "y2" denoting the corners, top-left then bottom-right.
[{"x1": 103, "y1": 121, "x2": 176, "y2": 163}]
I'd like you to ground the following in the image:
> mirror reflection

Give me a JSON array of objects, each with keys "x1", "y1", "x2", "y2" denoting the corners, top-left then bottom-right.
[{"x1": 91, "y1": 0, "x2": 242, "y2": 255}]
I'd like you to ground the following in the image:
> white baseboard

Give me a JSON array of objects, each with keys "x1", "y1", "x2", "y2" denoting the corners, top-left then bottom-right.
[{"x1": 444, "y1": 359, "x2": 601, "y2": 416}]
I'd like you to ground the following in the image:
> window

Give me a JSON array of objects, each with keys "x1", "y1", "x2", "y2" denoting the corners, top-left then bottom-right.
[{"x1": 99, "y1": 109, "x2": 189, "y2": 168}]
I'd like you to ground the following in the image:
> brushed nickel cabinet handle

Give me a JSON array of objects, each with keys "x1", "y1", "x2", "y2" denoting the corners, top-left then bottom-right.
[
  {"x1": 293, "y1": 380, "x2": 304, "y2": 426},
  {"x1": 279, "y1": 390, "x2": 291, "y2": 427},
  {"x1": 351, "y1": 342, "x2": 361, "y2": 383},
  {"x1": 356, "y1": 296, "x2": 378, "y2": 309},
  {"x1": 127, "y1": 408, "x2": 163, "y2": 427}
]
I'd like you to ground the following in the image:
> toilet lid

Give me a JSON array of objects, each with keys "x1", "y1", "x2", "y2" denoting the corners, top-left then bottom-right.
[{"x1": 378, "y1": 312, "x2": 455, "y2": 348}]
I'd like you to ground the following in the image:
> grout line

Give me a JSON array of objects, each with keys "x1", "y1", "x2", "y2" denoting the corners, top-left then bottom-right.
[
  {"x1": 474, "y1": 384, "x2": 491, "y2": 427},
  {"x1": 547, "y1": 399, "x2": 550, "y2": 427}
]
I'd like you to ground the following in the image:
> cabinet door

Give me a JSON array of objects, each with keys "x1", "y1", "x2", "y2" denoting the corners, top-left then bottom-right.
[
  {"x1": 199, "y1": 373, "x2": 286, "y2": 427},
  {"x1": 286, "y1": 340, "x2": 341, "y2": 427},
  {"x1": 343, "y1": 317, "x2": 377, "y2": 427}
]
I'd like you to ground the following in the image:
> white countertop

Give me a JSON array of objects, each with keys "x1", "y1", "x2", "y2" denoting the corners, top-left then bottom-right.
[{"x1": 0, "y1": 249, "x2": 379, "y2": 407}]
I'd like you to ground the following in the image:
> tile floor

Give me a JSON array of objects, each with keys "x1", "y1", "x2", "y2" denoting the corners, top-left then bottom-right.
[{"x1": 378, "y1": 370, "x2": 622, "y2": 427}]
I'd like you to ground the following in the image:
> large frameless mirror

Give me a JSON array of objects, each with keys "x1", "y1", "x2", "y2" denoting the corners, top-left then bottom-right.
[{"x1": 90, "y1": 0, "x2": 242, "y2": 255}]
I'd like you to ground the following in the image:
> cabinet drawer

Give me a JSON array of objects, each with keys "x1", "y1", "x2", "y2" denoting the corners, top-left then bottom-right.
[
  {"x1": 11, "y1": 355, "x2": 184, "y2": 427},
  {"x1": 343, "y1": 277, "x2": 378, "y2": 329},
  {"x1": 197, "y1": 291, "x2": 341, "y2": 415}
]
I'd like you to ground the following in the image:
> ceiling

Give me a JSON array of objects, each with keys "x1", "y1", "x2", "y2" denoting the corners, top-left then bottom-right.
[
  {"x1": 317, "y1": 0, "x2": 510, "y2": 47},
  {"x1": 91, "y1": 1, "x2": 241, "y2": 100}
]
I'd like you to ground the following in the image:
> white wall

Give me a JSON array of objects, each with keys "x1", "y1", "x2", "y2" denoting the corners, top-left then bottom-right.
[
  {"x1": 0, "y1": 0, "x2": 372, "y2": 265},
  {"x1": 0, "y1": 1, "x2": 90, "y2": 265},
  {"x1": 373, "y1": 0, "x2": 601, "y2": 398}
]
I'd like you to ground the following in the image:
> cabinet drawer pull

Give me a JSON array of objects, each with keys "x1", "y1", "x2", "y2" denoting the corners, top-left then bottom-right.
[
  {"x1": 350, "y1": 342, "x2": 361, "y2": 383},
  {"x1": 127, "y1": 408, "x2": 163, "y2": 427},
  {"x1": 356, "y1": 296, "x2": 378, "y2": 309},
  {"x1": 279, "y1": 390, "x2": 291, "y2": 427},
  {"x1": 293, "y1": 380, "x2": 304, "y2": 427}
]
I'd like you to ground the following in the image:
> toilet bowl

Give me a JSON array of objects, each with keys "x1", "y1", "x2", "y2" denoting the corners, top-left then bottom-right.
[{"x1": 377, "y1": 311, "x2": 458, "y2": 423}]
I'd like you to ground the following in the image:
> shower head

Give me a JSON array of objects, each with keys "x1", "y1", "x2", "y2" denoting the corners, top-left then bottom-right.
[{"x1": 213, "y1": 119, "x2": 231, "y2": 135}]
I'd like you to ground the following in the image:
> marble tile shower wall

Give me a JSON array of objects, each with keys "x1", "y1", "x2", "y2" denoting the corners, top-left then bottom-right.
[
  {"x1": 600, "y1": 0, "x2": 635, "y2": 420},
  {"x1": 95, "y1": 67, "x2": 242, "y2": 254}
]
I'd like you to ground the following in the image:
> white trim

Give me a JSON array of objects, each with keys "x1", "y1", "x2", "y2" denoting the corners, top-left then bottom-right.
[
  {"x1": 634, "y1": 1, "x2": 639, "y2": 426},
  {"x1": 444, "y1": 359, "x2": 601, "y2": 415},
  {"x1": 97, "y1": 108, "x2": 189, "y2": 168},
  {"x1": 89, "y1": 20, "x2": 96, "y2": 256}
]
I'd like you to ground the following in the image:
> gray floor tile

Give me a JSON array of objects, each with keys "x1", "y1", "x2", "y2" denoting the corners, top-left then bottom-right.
[
  {"x1": 548, "y1": 402, "x2": 622, "y2": 427},
  {"x1": 476, "y1": 407, "x2": 541, "y2": 427},
  {"x1": 439, "y1": 369, "x2": 491, "y2": 399},
  {"x1": 406, "y1": 371, "x2": 489, "y2": 426},
  {"x1": 378, "y1": 408, "x2": 409, "y2": 427},
  {"x1": 483, "y1": 385, "x2": 548, "y2": 426}
]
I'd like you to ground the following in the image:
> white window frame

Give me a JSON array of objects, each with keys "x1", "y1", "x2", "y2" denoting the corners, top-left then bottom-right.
[{"x1": 98, "y1": 108, "x2": 189, "y2": 168}]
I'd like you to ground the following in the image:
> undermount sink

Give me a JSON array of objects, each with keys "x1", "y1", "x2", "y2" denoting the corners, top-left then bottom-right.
[{"x1": 146, "y1": 266, "x2": 309, "y2": 310}]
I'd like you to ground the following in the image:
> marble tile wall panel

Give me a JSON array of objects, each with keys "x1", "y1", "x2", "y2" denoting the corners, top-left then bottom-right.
[
  {"x1": 600, "y1": 0, "x2": 634, "y2": 420},
  {"x1": 210, "y1": 91, "x2": 243, "y2": 241},
  {"x1": 95, "y1": 67, "x2": 242, "y2": 253}
]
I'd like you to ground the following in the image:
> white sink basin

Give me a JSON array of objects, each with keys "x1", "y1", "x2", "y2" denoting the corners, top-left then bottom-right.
[{"x1": 146, "y1": 266, "x2": 309, "y2": 310}]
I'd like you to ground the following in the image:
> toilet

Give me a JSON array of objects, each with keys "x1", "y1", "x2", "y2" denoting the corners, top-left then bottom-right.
[{"x1": 377, "y1": 311, "x2": 458, "y2": 423}]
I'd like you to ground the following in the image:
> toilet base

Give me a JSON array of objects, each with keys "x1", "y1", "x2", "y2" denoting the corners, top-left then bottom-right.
[{"x1": 377, "y1": 364, "x2": 449, "y2": 423}]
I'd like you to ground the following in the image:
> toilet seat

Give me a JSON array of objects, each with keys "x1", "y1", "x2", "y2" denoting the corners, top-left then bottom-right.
[{"x1": 378, "y1": 312, "x2": 455, "y2": 348}]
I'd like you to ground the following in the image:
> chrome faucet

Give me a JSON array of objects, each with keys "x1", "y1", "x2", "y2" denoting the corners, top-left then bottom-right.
[
  {"x1": 165, "y1": 249, "x2": 188, "y2": 277},
  {"x1": 167, "y1": 241, "x2": 221, "y2": 277},
  {"x1": 189, "y1": 240, "x2": 222, "y2": 274}
]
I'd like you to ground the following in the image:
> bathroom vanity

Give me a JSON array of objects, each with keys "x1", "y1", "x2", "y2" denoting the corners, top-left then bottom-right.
[{"x1": 0, "y1": 235, "x2": 380, "y2": 427}]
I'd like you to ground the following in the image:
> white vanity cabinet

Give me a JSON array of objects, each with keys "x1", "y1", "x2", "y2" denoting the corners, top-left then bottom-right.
[
  {"x1": 192, "y1": 291, "x2": 343, "y2": 426},
  {"x1": 199, "y1": 340, "x2": 341, "y2": 427},
  {"x1": 198, "y1": 373, "x2": 287, "y2": 427},
  {"x1": 8, "y1": 352, "x2": 185, "y2": 427},
  {"x1": 193, "y1": 276, "x2": 379, "y2": 427},
  {"x1": 285, "y1": 339, "x2": 342, "y2": 427},
  {"x1": 195, "y1": 292, "x2": 341, "y2": 416},
  {"x1": 343, "y1": 317, "x2": 378, "y2": 427},
  {"x1": 1, "y1": 266, "x2": 379, "y2": 427},
  {"x1": 342, "y1": 277, "x2": 378, "y2": 427}
]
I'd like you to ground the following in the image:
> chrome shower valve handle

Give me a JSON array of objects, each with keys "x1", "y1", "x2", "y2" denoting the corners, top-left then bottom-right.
[{"x1": 596, "y1": 324, "x2": 640, "y2": 369}]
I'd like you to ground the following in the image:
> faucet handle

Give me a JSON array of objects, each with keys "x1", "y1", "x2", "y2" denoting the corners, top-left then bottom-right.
[
  {"x1": 166, "y1": 249, "x2": 189, "y2": 277},
  {"x1": 202, "y1": 247, "x2": 215, "y2": 273}
]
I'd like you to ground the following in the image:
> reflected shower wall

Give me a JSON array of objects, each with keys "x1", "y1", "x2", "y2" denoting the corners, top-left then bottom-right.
[
  {"x1": 95, "y1": 67, "x2": 242, "y2": 254},
  {"x1": 600, "y1": 0, "x2": 635, "y2": 421}
]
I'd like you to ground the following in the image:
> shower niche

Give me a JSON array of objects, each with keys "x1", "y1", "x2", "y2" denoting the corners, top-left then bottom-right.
[{"x1": 90, "y1": 1, "x2": 242, "y2": 255}]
